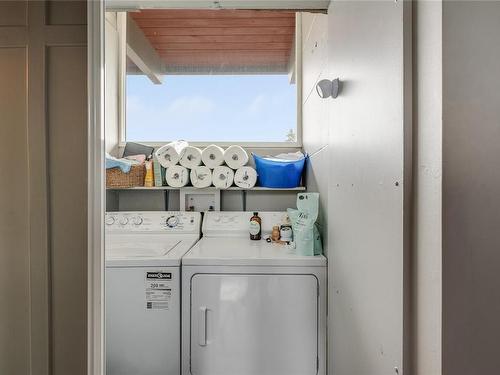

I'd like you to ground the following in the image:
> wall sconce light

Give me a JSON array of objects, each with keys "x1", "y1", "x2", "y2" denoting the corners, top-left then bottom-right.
[{"x1": 316, "y1": 78, "x2": 340, "y2": 99}]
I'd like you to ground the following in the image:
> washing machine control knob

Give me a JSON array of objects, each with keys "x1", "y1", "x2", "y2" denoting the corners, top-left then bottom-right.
[
  {"x1": 166, "y1": 215, "x2": 179, "y2": 228},
  {"x1": 119, "y1": 216, "x2": 129, "y2": 225},
  {"x1": 132, "y1": 217, "x2": 143, "y2": 226},
  {"x1": 105, "y1": 216, "x2": 115, "y2": 226}
]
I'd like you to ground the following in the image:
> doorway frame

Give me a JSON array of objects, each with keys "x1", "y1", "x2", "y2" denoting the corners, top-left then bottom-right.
[
  {"x1": 88, "y1": 1, "x2": 105, "y2": 374},
  {"x1": 87, "y1": 1, "x2": 332, "y2": 374}
]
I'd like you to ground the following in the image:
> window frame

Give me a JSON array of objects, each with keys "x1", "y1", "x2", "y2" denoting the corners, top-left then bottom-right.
[{"x1": 117, "y1": 13, "x2": 303, "y2": 149}]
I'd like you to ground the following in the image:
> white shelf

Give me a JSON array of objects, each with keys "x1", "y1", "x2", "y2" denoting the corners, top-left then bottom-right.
[{"x1": 106, "y1": 186, "x2": 306, "y2": 192}]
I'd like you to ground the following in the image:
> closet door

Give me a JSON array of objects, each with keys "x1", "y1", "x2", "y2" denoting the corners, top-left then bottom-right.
[{"x1": 326, "y1": 1, "x2": 411, "y2": 375}]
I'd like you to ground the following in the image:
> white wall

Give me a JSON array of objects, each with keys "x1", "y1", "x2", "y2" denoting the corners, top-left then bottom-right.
[
  {"x1": 301, "y1": 12, "x2": 329, "y2": 250},
  {"x1": 105, "y1": 12, "x2": 120, "y2": 155},
  {"x1": 442, "y1": 2, "x2": 500, "y2": 374},
  {"x1": 412, "y1": 1, "x2": 442, "y2": 374},
  {"x1": 302, "y1": 2, "x2": 411, "y2": 374},
  {"x1": 404, "y1": 3, "x2": 500, "y2": 374}
]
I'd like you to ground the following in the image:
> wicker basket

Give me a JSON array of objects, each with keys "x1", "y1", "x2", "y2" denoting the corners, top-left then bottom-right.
[{"x1": 106, "y1": 164, "x2": 146, "y2": 188}]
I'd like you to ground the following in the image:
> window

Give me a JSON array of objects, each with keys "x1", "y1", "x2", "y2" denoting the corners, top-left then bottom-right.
[
  {"x1": 122, "y1": 9, "x2": 300, "y2": 146},
  {"x1": 126, "y1": 74, "x2": 297, "y2": 143}
]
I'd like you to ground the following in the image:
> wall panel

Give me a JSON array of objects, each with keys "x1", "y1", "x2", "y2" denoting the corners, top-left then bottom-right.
[
  {"x1": 0, "y1": 1, "x2": 88, "y2": 374},
  {"x1": 326, "y1": 1, "x2": 409, "y2": 374},
  {"x1": 301, "y1": 13, "x2": 329, "y2": 252},
  {"x1": 412, "y1": 1, "x2": 442, "y2": 374},
  {"x1": 0, "y1": 1, "x2": 27, "y2": 26},
  {"x1": 0, "y1": 47, "x2": 30, "y2": 375},
  {"x1": 442, "y1": 2, "x2": 500, "y2": 374},
  {"x1": 46, "y1": 0, "x2": 87, "y2": 26},
  {"x1": 105, "y1": 12, "x2": 120, "y2": 155},
  {"x1": 47, "y1": 45, "x2": 88, "y2": 375}
]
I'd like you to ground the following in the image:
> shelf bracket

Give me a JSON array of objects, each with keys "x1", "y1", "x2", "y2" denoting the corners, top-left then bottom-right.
[
  {"x1": 164, "y1": 190, "x2": 169, "y2": 211},
  {"x1": 242, "y1": 190, "x2": 247, "y2": 211}
]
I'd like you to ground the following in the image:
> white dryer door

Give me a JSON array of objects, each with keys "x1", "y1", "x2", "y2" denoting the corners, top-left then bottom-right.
[{"x1": 190, "y1": 274, "x2": 318, "y2": 375}]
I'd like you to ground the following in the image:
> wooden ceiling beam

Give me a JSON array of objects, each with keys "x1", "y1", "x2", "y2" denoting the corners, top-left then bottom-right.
[{"x1": 126, "y1": 14, "x2": 165, "y2": 83}]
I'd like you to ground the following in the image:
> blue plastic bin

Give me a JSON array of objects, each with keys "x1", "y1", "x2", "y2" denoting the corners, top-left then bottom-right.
[{"x1": 252, "y1": 153, "x2": 307, "y2": 188}]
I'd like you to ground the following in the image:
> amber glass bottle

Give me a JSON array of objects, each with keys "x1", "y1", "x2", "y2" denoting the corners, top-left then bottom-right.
[{"x1": 249, "y1": 212, "x2": 262, "y2": 240}]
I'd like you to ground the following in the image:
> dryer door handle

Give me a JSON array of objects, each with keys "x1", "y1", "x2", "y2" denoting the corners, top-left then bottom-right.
[{"x1": 198, "y1": 306, "x2": 208, "y2": 346}]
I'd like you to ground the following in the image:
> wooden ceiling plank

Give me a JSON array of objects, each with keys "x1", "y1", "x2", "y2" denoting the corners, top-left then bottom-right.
[
  {"x1": 158, "y1": 54, "x2": 291, "y2": 65},
  {"x1": 158, "y1": 54, "x2": 291, "y2": 62},
  {"x1": 153, "y1": 42, "x2": 292, "y2": 51},
  {"x1": 146, "y1": 35, "x2": 293, "y2": 43},
  {"x1": 131, "y1": 9, "x2": 296, "y2": 19},
  {"x1": 158, "y1": 50, "x2": 291, "y2": 56},
  {"x1": 134, "y1": 18, "x2": 295, "y2": 28},
  {"x1": 162, "y1": 67, "x2": 289, "y2": 74},
  {"x1": 161, "y1": 63, "x2": 290, "y2": 67},
  {"x1": 129, "y1": 9, "x2": 296, "y2": 72},
  {"x1": 141, "y1": 27, "x2": 295, "y2": 36},
  {"x1": 163, "y1": 58, "x2": 290, "y2": 65}
]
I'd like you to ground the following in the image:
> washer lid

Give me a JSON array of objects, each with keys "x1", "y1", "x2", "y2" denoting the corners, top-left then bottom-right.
[
  {"x1": 106, "y1": 240, "x2": 182, "y2": 259},
  {"x1": 106, "y1": 237, "x2": 199, "y2": 267},
  {"x1": 182, "y1": 237, "x2": 326, "y2": 267}
]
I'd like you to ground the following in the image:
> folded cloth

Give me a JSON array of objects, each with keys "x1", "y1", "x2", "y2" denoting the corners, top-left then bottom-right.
[
  {"x1": 124, "y1": 154, "x2": 147, "y2": 164},
  {"x1": 264, "y1": 151, "x2": 305, "y2": 162},
  {"x1": 106, "y1": 153, "x2": 137, "y2": 173}
]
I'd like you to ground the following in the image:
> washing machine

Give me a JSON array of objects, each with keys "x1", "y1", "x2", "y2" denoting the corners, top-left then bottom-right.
[
  {"x1": 181, "y1": 211, "x2": 327, "y2": 375},
  {"x1": 106, "y1": 211, "x2": 201, "y2": 375}
]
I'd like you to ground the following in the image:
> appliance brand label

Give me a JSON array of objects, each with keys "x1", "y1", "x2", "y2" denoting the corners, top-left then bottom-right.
[
  {"x1": 145, "y1": 271, "x2": 172, "y2": 310},
  {"x1": 146, "y1": 272, "x2": 172, "y2": 280}
]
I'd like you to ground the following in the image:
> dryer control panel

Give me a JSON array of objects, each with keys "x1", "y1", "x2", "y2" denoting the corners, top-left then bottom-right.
[{"x1": 105, "y1": 211, "x2": 201, "y2": 234}]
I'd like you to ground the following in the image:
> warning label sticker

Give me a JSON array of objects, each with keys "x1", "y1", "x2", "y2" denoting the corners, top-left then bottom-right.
[{"x1": 145, "y1": 271, "x2": 172, "y2": 310}]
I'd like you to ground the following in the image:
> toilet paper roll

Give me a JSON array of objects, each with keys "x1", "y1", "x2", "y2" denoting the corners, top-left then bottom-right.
[
  {"x1": 155, "y1": 141, "x2": 188, "y2": 168},
  {"x1": 234, "y1": 166, "x2": 258, "y2": 189},
  {"x1": 201, "y1": 144, "x2": 225, "y2": 169},
  {"x1": 223, "y1": 145, "x2": 249, "y2": 169},
  {"x1": 165, "y1": 165, "x2": 190, "y2": 188},
  {"x1": 190, "y1": 166, "x2": 213, "y2": 189},
  {"x1": 179, "y1": 146, "x2": 202, "y2": 169},
  {"x1": 212, "y1": 166, "x2": 235, "y2": 189}
]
